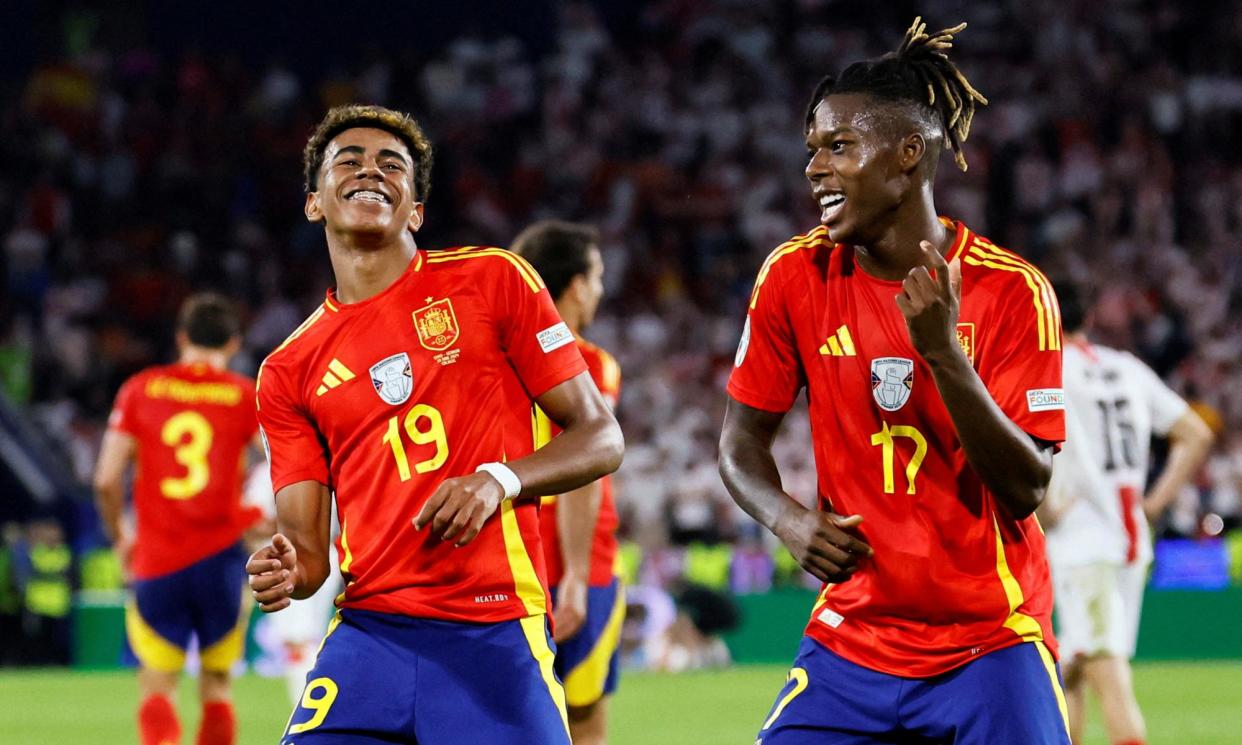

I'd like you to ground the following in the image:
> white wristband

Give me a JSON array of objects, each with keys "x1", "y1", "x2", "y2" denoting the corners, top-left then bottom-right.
[{"x1": 475, "y1": 462, "x2": 522, "y2": 500}]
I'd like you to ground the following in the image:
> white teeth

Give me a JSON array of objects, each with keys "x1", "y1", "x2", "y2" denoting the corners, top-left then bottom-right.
[
  {"x1": 819, "y1": 194, "x2": 844, "y2": 208},
  {"x1": 350, "y1": 191, "x2": 388, "y2": 203}
]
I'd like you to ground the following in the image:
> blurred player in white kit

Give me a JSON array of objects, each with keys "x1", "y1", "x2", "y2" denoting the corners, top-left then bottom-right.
[{"x1": 1040, "y1": 283, "x2": 1214, "y2": 745}]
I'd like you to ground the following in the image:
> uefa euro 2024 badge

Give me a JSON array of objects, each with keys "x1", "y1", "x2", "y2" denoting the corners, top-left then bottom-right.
[
  {"x1": 370, "y1": 352, "x2": 414, "y2": 406},
  {"x1": 870, "y1": 357, "x2": 914, "y2": 411}
]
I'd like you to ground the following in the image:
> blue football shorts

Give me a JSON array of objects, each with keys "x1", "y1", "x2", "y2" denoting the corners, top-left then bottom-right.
[
  {"x1": 757, "y1": 636, "x2": 1071, "y2": 744},
  {"x1": 551, "y1": 576, "x2": 625, "y2": 708},
  {"x1": 125, "y1": 543, "x2": 250, "y2": 673},
  {"x1": 281, "y1": 608, "x2": 570, "y2": 745}
]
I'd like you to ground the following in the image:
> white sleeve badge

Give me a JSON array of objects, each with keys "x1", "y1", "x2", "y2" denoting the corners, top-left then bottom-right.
[
  {"x1": 1026, "y1": 388, "x2": 1065, "y2": 412},
  {"x1": 537, "y1": 321, "x2": 575, "y2": 353}
]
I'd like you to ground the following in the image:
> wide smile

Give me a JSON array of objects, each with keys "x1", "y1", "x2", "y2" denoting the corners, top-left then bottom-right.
[
  {"x1": 818, "y1": 192, "x2": 845, "y2": 223},
  {"x1": 345, "y1": 189, "x2": 392, "y2": 206}
]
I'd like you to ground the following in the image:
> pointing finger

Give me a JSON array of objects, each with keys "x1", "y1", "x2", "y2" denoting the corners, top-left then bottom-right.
[{"x1": 920, "y1": 240, "x2": 952, "y2": 296}]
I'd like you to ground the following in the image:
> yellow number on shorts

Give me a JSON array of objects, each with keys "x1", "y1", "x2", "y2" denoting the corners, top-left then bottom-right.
[
  {"x1": 288, "y1": 676, "x2": 339, "y2": 734},
  {"x1": 761, "y1": 667, "x2": 809, "y2": 730},
  {"x1": 159, "y1": 411, "x2": 214, "y2": 500},
  {"x1": 383, "y1": 403, "x2": 449, "y2": 481},
  {"x1": 869, "y1": 422, "x2": 927, "y2": 494}
]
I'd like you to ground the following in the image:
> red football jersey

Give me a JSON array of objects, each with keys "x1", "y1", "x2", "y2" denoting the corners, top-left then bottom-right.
[
  {"x1": 727, "y1": 220, "x2": 1065, "y2": 677},
  {"x1": 537, "y1": 338, "x2": 621, "y2": 588},
  {"x1": 107, "y1": 362, "x2": 259, "y2": 579},
  {"x1": 257, "y1": 248, "x2": 588, "y2": 623}
]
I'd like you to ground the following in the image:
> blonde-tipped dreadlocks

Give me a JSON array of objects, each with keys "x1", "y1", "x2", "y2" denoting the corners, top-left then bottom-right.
[{"x1": 804, "y1": 16, "x2": 988, "y2": 171}]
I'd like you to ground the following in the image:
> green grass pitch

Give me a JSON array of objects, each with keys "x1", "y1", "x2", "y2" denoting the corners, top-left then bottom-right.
[{"x1": 1, "y1": 661, "x2": 1238, "y2": 743}]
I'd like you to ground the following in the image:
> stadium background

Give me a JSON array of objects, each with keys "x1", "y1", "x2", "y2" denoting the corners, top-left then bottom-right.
[{"x1": 0, "y1": 0, "x2": 1239, "y2": 742}]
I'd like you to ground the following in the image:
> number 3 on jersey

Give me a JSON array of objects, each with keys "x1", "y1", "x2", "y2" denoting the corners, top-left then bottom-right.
[
  {"x1": 160, "y1": 411, "x2": 214, "y2": 500},
  {"x1": 383, "y1": 404, "x2": 449, "y2": 480}
]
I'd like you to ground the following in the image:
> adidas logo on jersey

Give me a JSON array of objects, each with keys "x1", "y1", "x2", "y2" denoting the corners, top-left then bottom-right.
[
  {"x1": 315, "y1": 359, "x2": 356, "y2": 396},
  {"x1": 819, "y1": 325, "x2": 857, "y2": 356}
]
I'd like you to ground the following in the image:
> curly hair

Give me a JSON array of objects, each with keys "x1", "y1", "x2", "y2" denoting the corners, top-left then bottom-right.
[{"x1": 302, "y1": 104, "x2": 434, "y2": 200}]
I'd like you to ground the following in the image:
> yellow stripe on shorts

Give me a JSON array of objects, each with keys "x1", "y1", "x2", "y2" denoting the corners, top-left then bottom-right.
[{"x1": 563, "y1": 584, "x2": 627, "y2": 707}]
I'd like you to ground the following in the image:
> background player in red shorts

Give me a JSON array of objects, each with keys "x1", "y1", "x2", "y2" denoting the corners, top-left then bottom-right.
[
  {"x1": 94, "y1": 293, "x2": 261, "y2": 745},
  {"x1": 513, "y1": 220, "x2": 624, "y2": 745},
  {"x1": 245, "y1": 105, "x2": 623, "y2": 745},
  {"x1": 719, "y1": 18, "x2": 1070, "y2": 744}
]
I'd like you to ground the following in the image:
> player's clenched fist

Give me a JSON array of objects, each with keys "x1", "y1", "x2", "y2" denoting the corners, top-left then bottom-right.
[
  {"x1": 413, "y1": 471, "x2": 506, "y2": 546},
  {"x1": 775, "y1": 507, "x2": 873, "y2": 584},
  {"x1": 247, "y1": 533, "x2": 299, "y2": 613}
]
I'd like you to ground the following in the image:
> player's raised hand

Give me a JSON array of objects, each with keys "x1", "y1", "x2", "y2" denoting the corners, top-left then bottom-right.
[
  {"x1": 413, "y1": 471, "x2": 505, "y2": 546},
  {"x1": 895, "y1": 240, "x2": 963, "y2": 363},
  {"x1": 775, "y1": 506, "x2": 873, "y2": 584},
  {"x1": 247, "y1": 532, "x2": 299, "y2": 613}
]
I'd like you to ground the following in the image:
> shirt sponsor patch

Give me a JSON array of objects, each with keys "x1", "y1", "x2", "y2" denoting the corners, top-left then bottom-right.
[
  {"x1": 537, "y1": 322, "x2": 574, "y2": 353},
  {"x1": 1026, "y1": 388, "x2": 1065, "y2": 412}
]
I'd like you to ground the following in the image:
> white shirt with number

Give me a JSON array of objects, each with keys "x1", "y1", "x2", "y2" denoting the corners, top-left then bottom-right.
[{"x1": 1044, "y1": 341, "x2": 1188, "y2": 568}]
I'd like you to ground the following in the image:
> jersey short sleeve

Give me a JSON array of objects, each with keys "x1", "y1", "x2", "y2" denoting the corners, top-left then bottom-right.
[
  {"x1": 977, "y1": 281, "x2": 1065, "y2": 445},
  {"x1": 106, "y1": 374, "x2": 143, "y2": 436},
  {"x1": 585, "y1": 346, "x2": 622, "y2": 408},
  {"x1": 494, "y1": 255, "x2": 588, "y2": 398},
  {"x1": 727, "y1": 260, "x2": 803, "y2": 412},
  {"x1": 1127, "y1": 353, "x2": 1189, "y2": 435},
  {"x1": 256, "y1": 362, "x2": 330, "y2": 494}
]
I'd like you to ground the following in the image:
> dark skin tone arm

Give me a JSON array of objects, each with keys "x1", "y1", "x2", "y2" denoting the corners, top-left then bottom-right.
[
  {"x1": 896, "y1": 241, "x2": 1054, "y2": 518},
  {"x1": 247, "y1": 481, "x2": 332, "y2": 612},
  {"x1": 247, "y1": 371, "x2": 623, "y2": 613},
  {"x1": 719, "y1": 398, "x2": 872, "y2": 584}
]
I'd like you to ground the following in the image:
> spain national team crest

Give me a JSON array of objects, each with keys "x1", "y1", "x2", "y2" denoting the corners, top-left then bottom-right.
[
  {"x1": 369, "y1": 352, "x2": 413, "y2": 406},
  {"x1": 870, "y1": 357, "x2": 914, "y2": 412},
  {"x1": 413, "y1": 298, "x2": 460, "y2": 352}
]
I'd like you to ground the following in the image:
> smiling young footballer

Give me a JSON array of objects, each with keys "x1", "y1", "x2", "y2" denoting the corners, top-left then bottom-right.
[
  {"x1": 512, "y1": 220, "x2": 624, "y2": 745},
  {"x1": 246, "y1": 105, "x2": 624, "y2": 745},
  {"x1": 719, "y1": 19, "x2": 1070, "y2": 744}
]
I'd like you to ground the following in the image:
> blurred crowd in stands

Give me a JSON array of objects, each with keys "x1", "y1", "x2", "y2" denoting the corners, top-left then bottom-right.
[{"x1": 2, "y1": 0, "x2": 1241, "y2": 611}]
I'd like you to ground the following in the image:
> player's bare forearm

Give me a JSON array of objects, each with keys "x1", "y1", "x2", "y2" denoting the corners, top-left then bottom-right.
[
  {"x1": 719, "y1": 397, "x2": 872, "y2": 583},
  {"x1": 273, "y1": 480, "x2": 333, "y2": 598},
  {"x1": 926, "y1": 350, "x2": 1053, "y2": 518},
  {"x1": 553, "y1": 479, "x2": 600, "y2": 640},
  {"x1": 415, "y1": 373, "x2": 621, "y2": 547},
  {"x1": 92, "y1": 429, "x2": 136, "y2": 543},
  {"x1": 511, "y1": 373, "x2": 624, "y2": 496},
  {"x1": 898, "y1": 241, "x2": 1051, "y2": 518},
  {"x1": 558, "y1": 480, "x2": 602, "y2": 582},
  {"x1": 718, "y1": 398, "x2": 801, "y2": 533},
  {"x1": 1144, "y1": 409, "x2": 1214, "y2": 520}
]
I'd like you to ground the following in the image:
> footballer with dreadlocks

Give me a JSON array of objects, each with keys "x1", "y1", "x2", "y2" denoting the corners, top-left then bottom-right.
[{"x1": 719, "y1": 19, "x2": 1070, "y2": 744}]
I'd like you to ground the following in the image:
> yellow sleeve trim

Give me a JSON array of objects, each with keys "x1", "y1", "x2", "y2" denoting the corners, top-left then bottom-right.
[
  {"x1": 749, "y1": 226, "x2": 829, "y2": 310},
  {"x1": 964, "y1": 241, "x2": 1061, "y2": 351},
  {"x1": 427, "y1": 247, "x2": 545, "y2": 292}
]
